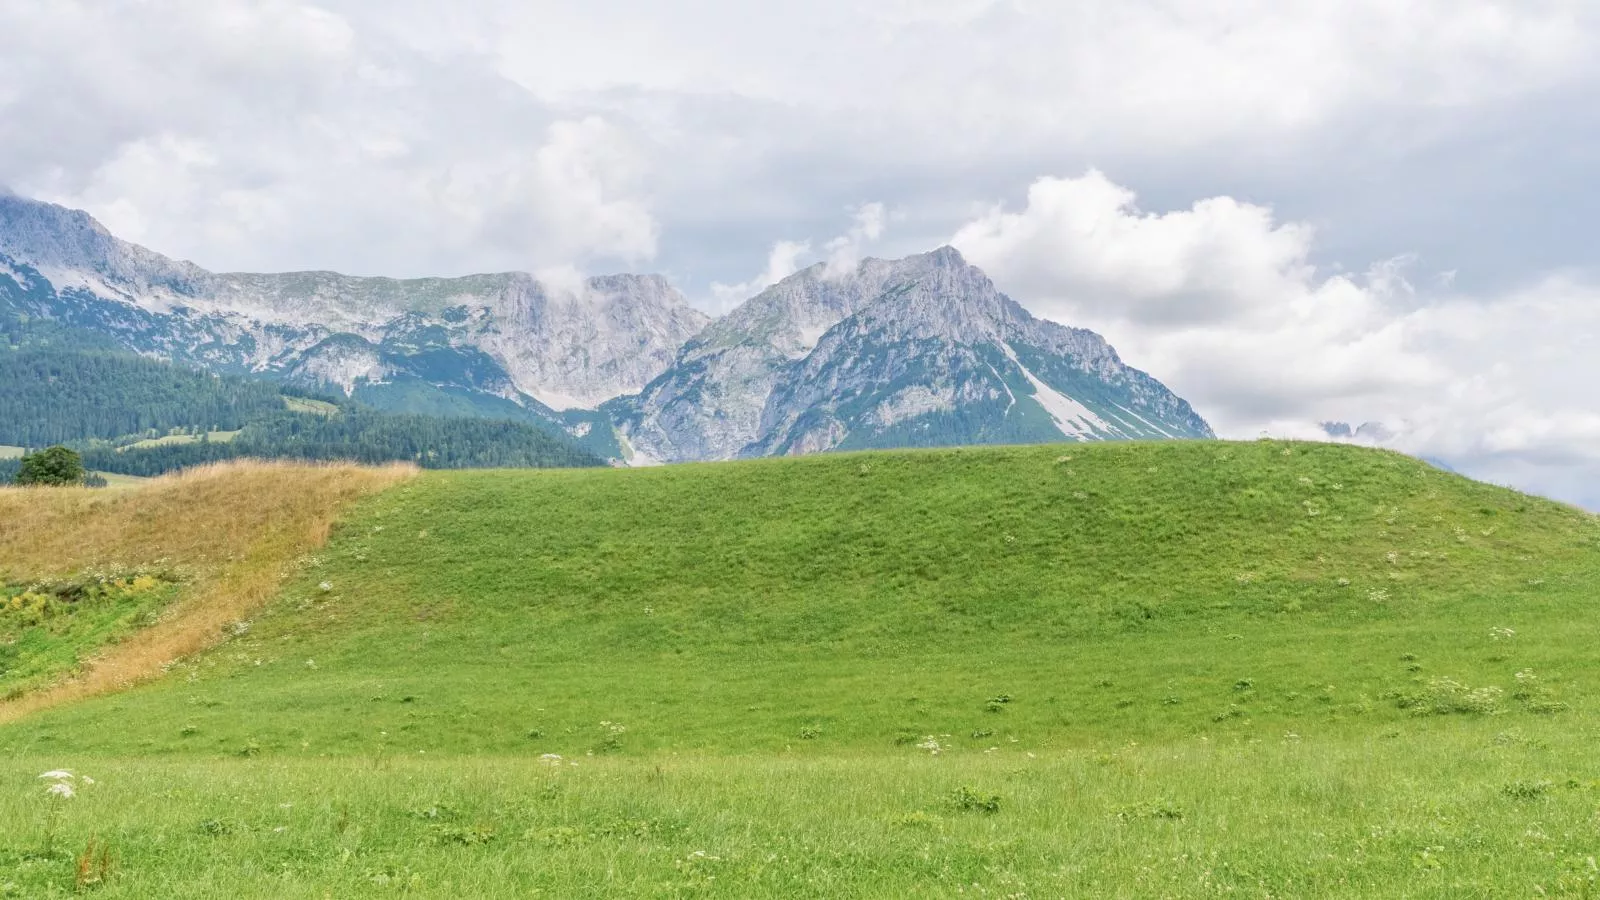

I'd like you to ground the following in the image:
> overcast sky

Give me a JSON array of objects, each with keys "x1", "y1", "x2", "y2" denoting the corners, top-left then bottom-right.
[{"x1": 3, "y1": 0, "x2": 1598, "y2": 507}]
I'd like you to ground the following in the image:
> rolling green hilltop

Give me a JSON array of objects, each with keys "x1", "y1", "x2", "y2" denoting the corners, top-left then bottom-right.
[{"x1": 3, "y1": 441, "x2": 1600, "y2": 897}]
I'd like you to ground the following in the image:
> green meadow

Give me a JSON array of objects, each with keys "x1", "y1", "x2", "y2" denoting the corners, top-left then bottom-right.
[{"x1": 3, "y1": 441, "x2": 1600, "y2": 897}]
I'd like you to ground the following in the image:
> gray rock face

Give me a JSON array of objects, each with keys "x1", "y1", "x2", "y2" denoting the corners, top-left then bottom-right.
[
  {"x1": 615, "y1": 246, "x2": 1213, "y2": 462},
  {"x1": 0, "y1": 194, "x2": 708, "y2": 411}
]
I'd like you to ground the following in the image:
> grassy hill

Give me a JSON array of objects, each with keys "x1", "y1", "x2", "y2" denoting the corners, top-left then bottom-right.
[{"x1": 2, "y1": 441, "x2": 1599, "y2": 897}]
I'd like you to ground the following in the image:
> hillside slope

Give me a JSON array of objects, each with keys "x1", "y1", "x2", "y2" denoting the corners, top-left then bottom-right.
[
  {"x1": 4, "y1": 441, "x2": 1600, "y2": 898},
  {"x1": 7, "y1": 440, "x2": 1595, "y2": 750},
  {"x1": 0, "y1": 462, "x2": 414, "y2": 710}
]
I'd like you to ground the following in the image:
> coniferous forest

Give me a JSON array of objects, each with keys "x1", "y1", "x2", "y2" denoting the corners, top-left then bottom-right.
[
  {"x1": 0, "y1": 346, "x2": 602, "y2": 480},
  {"x1": 78, "y1": 408, "x2": 601, "y2": 475},
  {"x1": 0, "y1": 350, "x2": 290, "y2": 446}
]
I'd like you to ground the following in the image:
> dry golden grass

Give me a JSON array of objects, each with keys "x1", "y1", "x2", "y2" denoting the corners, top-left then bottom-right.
[{"x1": 0, "y1": 460, "x2": 415, "y2": 720}]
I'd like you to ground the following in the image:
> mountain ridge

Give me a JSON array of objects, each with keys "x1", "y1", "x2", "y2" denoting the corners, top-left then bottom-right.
[
  {"x1": 1, "y1": 194, "x2": 1213, "y2": 462},
  {"x1": 0, "y1": 194, "x2": 708, "y2": 413}
]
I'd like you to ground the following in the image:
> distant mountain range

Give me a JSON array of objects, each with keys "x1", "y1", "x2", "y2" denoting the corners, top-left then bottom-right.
[{"x1": 0, "y1": 193, "x2": 1213, "y2": 462}]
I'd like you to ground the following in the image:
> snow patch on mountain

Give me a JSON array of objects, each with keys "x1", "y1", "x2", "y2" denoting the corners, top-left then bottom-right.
[{"x1": 1000, "y1": 342, "x2": 1109, "y2": 437}]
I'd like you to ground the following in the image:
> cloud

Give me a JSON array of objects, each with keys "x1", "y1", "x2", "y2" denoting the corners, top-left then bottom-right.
[
  {"x1": 474, "y1": 1, "x2": 1599, "y2": 148},
  {"x1": 706, "y1": 203, "x2": 889, "y2": 308},
  {"x1": 0, "y1": 1, "x2": 657, "y2": 277},
  {"x1": 953, "y1": 172, "x2": 1443, "y2": 426},
  {"x1": 952, "y1": 171, "x2": 1316, "y2": 326},
  {"x1": 709, "y1": 240, "x2": 811, "y2": 311},
  {"x1": 823, "y1": 203, "x2": 887, "y2": 278},
  {"x1": 6, "y1": 1, "x2": 1594, "y2": 285},
  {"x1": 954, "y1": 170, "x2": 1600, "y2": 509}
]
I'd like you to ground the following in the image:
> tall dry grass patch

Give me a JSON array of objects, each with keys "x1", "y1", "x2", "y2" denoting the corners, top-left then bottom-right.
[{"x1": 0, "y1": 460, "x2": 415, "y2": 720}]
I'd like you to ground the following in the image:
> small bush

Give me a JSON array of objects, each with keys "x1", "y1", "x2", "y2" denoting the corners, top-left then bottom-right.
[
  {"x1": 1396, "y1": 677, "x2": 1504, "y2": 716},
  {"x1": 949, "y1": 786, "x2": 1001, "y2": 814},
  {"x1": 1502, "y1": 780, "x2": 1553, "y2": 801}
]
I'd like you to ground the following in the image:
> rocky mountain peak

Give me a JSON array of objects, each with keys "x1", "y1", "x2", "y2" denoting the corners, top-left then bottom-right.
[
  {"x1": 0, "y1": 194, "x2": 209, "y2": 304},
  {"x1": 0, "y1": 193, "x2": 709, "y2": 414}
]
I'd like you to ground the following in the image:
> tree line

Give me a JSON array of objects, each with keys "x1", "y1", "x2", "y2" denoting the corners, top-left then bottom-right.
[{"x1": 78, "y1": 408, "x2": 601, "y2": 475}]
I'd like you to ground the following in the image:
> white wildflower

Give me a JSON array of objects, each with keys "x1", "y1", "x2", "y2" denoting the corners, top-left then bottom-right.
[
  {"x1": 38, "y1": 770, "x2": 73, "y2": 781},
  {"x1": 45, "y1": 782, "x2": 75, "y2": 799}
]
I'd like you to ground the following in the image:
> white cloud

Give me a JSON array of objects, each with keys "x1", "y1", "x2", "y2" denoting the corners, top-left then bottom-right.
[
  {"x1": 474, "y1": 0, "x2": 1599, "y2": 150},
  {"x1": 710, "y1": 239, "x2": 811, "y2": 311},
  {"x1": 823, "y1": 203, "x2": 887, "y2": 278},
  {"x1": 706, "y1": 203, "x2": 890, "y2": 308},
  {"x1": 952, "y1": 171, "x2": 1315, "y2": 326},
  {"x1": 0, "y1": 1, "x2": 658, "y2": 277},
  {"x1": 954, "y1": 170, "x2": 1600, "y2": 508},
  {"x1": 4, "y1": 1, "x2": 1598, "y2": 283}
]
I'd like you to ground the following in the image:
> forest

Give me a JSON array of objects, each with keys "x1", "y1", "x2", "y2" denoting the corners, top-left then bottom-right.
[{"x1": 0, "y1": 347, "x2": 602, "y2": 480}]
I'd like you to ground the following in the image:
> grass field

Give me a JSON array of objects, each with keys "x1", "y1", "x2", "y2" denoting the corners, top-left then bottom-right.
[
  {"x1": 119, "y1": 430, "x2": 241, "y2": 451},
  {"x1": 283, "y1": 396, "x2": 340, "y2": 416},
  {"x1": 0, "y1": 461, "x2": 415, "y2": 712},
  {"x1": 2, "y1": 441, "x2": 1598, "y2": 897},
  {"x1": 91, "y1": 471, "x2": 150, "y2": 489}
]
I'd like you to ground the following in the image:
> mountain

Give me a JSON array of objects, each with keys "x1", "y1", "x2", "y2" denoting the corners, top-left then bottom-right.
[
  {"x1": 1, "y1": 194, "x2": 1212, "y2": 463},
  {"x1": 613, "y1": 247, "x2": 1212, "y2": 462},
  {"x1": 1322, "y1": 421, "x2": 1396, "y2": 443},
  {"x1": 0, "y1": 194, "x2": 709, "y2": 431}
]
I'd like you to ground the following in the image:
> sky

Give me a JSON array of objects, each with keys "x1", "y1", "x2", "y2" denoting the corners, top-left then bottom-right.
[{"x1": 2, "y1": 0, "x2": 1598, "y2": 507}]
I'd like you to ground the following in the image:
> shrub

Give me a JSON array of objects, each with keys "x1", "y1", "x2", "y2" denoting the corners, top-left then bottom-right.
[
  {"x1": 949, "y1": 786, "x2": 1001, "y2": 814},
  {"x1": 1502, "y1": 780, "x2": 1553, "y2": 801},
  {"x1": 1396, "y1": 677, "x2": 1504, "y2": 716},
  {"x1": 16, "y1": 446, "x2": 86, "y2": 486}
]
